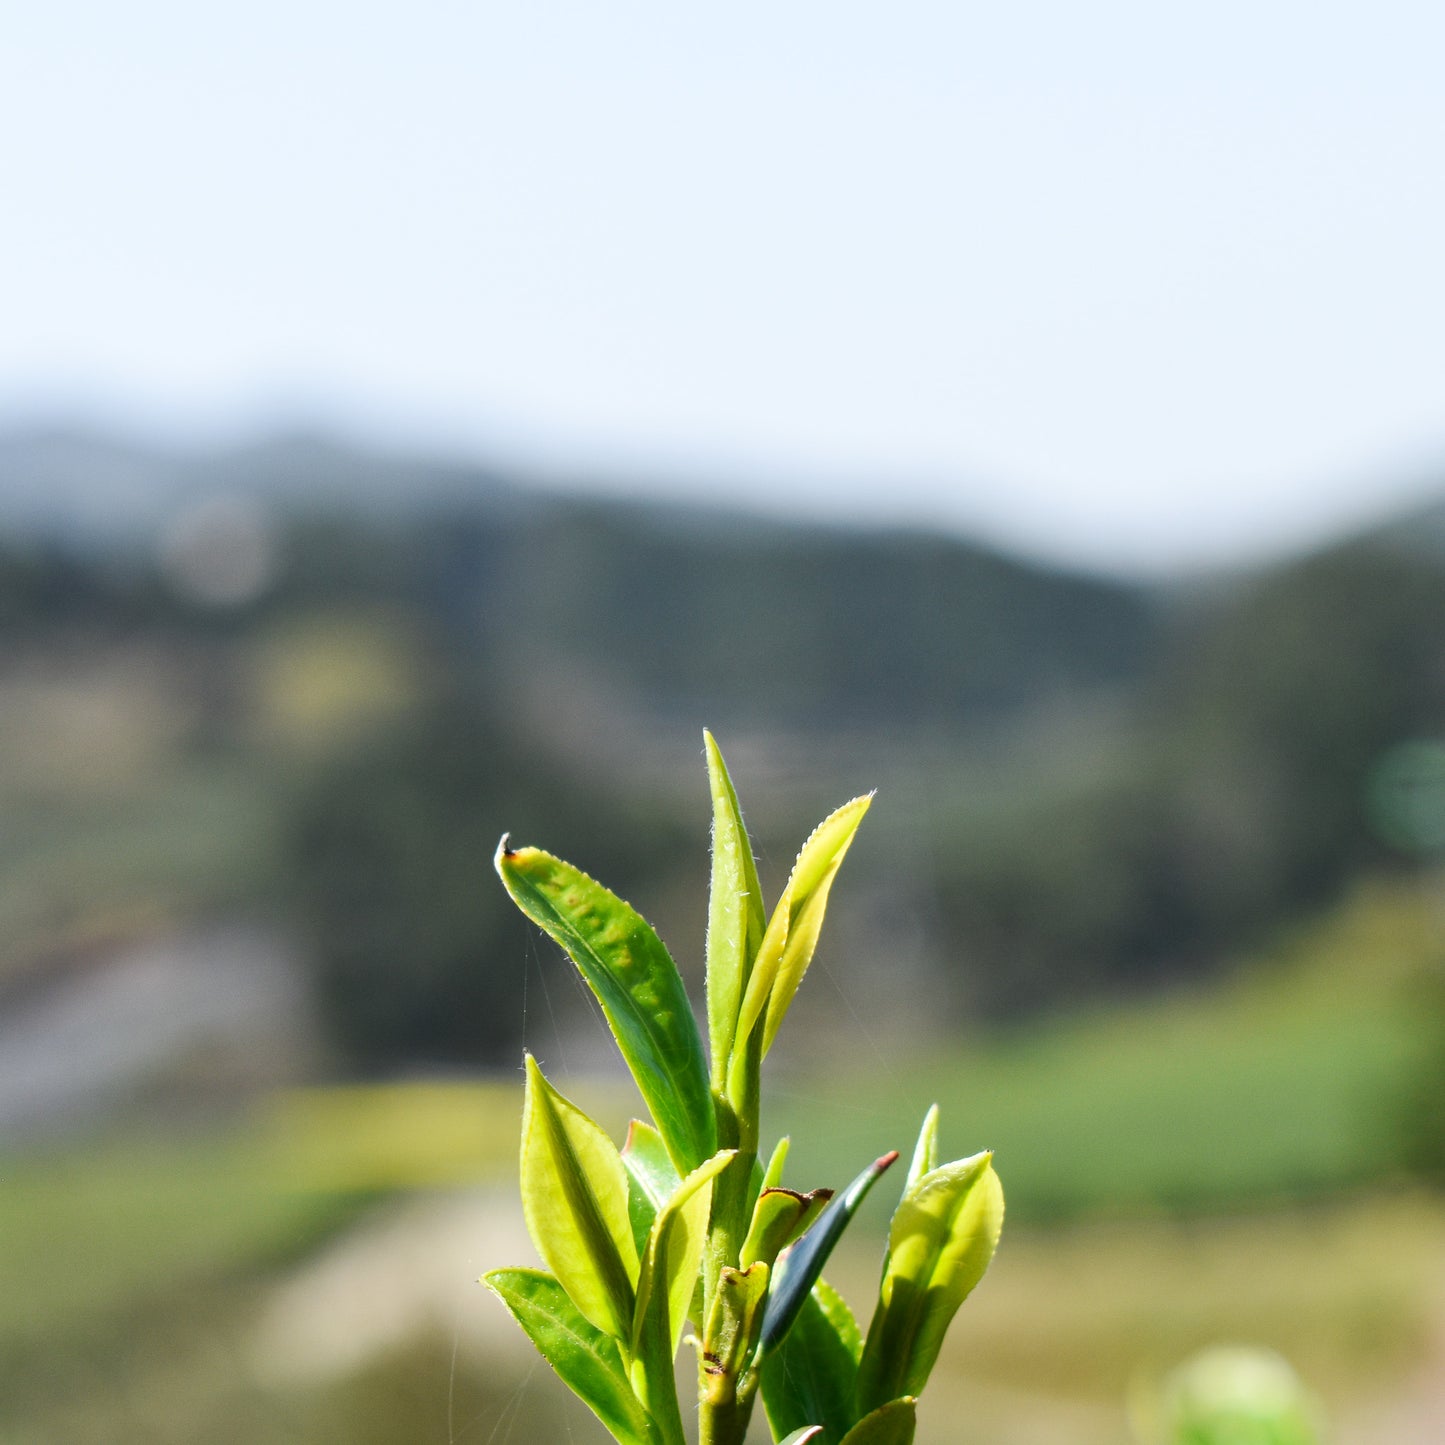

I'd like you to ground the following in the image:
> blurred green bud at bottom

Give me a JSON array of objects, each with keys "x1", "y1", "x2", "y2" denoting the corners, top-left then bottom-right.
[{"x1": 1132, "y1": 1346, "x2": 1326, "y2": 1445}]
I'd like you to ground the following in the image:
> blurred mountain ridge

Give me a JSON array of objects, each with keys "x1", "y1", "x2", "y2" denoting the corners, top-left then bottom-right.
[
  {"x1": 0, "y1": 425, "x2": 522, "y2": 544},
  {"x1": 0, "y1": 422, "x2": 1442, "y2": 1078},
  {"x1": 0, "y1": 424, "x2": 1163, "y2": 733}
]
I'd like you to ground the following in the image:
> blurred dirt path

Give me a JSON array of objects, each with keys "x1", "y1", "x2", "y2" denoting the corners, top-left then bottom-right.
[
  {"x1": 1341, "y1": 1286, "x2": 1445, "y2": 1445},
  {"x1": 250, "y1": 1186, "x2": 535, "y2": 1385}
]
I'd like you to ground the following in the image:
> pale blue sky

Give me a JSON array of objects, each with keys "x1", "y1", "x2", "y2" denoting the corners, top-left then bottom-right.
[{"x1": 4, "y1": 2, "x2": 1445, "y2": 571}]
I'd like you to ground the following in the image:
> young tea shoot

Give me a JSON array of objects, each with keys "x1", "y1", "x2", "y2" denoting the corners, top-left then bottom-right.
[{"x1": 486, "y1": 732, "x2": 1004, "y2": 1445}]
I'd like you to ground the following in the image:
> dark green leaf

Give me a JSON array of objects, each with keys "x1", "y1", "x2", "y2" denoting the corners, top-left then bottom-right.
[
  {"x1": 497, "y1": 840, "x2": 715, "y2": 1172},
  {"x1": 484, "y1": 1268, "x2": 659, "y2": 1445},
  {"x1": 759, "y1": 1151, "x2": 897, "y2": 1355},
  {"x1": 777, "y1": 1430, "x2": 825, "y2": 1445},
  {"x1": 760, "y1": 1279, "x2": 862, "y2": 1444}
]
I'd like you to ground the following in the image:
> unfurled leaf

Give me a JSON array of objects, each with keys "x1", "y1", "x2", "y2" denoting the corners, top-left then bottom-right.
[
  {"x1": 759, "y1": 1150, "x2": 897, "y2": 1356},
  {"x1": 703, "y1": 731, "x2": 766, "y2": 1086},
  {"x1": 497, "y1": 840, "x2": 716, "y2": 1172},
  {"x1": 731, "y1": 795, "x2": 872, "y2": 1067},
  {"x1": 622, "y1": 1118, "x2": 681, "y2": 1257},
  {"x1": 484, "y1": 1268, "x2": 661, "y2": 1445},
  {"x1": 839, "y1": 1396, "x2": 917, "y2": 1444},
  {"x1": 857, "y1": 1150, "x2": 1003, "y2": 1411},
  {"x1": 632, "y1": 1149, "x2": 736, "y2": 1359},
  {"x1": 777, "y1": 1430, "x2": 825, "y2": 1445},
  {"x1": 699, "y1": 1263, "x2": 769, "y2": 1407},
  {"x1": 760, "y1": 1278, "x2": 861, "y2": 1444},
  {"x1": 628, "y1": 1149, "x2": 734, "y2": 1441},
  {"x1": 520, "y1": 1055, "x2": 639, "y2": 1341},
  {"x1": 740, "y1": 1186, "x2": 832, "y2": 1269}
]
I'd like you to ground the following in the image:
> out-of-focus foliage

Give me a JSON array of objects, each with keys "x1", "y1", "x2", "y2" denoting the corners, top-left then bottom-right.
[
  {"x1": 286, "y1": 691, "x2": 686, "y2": 1070},
  {"x1": 935, "y1": 540, "x2": 1445, "y2": 1017},
  {"x1": 1134, "y1": 1346, "x2": 1324, "y2": 1445},
  {"x1": 778, "y1": 877, "x2": 1443, "y2": 1218},
  {"x1": 2, "y1": 431, "x2": 1445, "y2": 1083}
]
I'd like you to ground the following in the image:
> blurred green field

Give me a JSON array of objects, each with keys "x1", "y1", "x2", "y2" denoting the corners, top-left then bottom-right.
[
  {"x1": 0, "y1": 1082, "x2": 527, "y2": 1444},
  {"x1": 773, "y1": 878, "x2": 1443, "y2": 1221}
]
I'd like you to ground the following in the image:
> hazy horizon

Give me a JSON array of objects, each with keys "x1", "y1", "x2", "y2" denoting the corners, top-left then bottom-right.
[
  {"x1": 7, "y1": 2, "x2": 1445, "y2": 575},
  {"x1": 2, "y1": 398, "x2": 1439, "y2": 582}
]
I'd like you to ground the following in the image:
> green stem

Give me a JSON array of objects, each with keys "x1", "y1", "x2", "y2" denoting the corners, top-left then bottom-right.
[{"x1": 699, "y1": 1032, "x2": 764, "y2": 1445}]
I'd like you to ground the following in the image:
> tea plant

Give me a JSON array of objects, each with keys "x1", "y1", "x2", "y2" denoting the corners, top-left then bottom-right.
[{"x1": 485, "y1": 733, "x2": 1003, "y2": 1444}]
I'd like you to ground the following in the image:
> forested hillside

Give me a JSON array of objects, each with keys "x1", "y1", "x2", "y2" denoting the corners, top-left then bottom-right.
[{"x1": 1, "y1": 428, "x2": 1441, "y2": 1073}]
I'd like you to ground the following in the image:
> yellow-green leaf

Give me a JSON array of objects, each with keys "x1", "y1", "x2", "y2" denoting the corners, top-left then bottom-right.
[
  {"x1": 632, "y1": 1149, "x2": 736, "y2": 1359},
  {"x1": 731, "y1": 794, "x2": 871, "y2": 1065},
  {"x1": 760, "y1": 1135, "x2": 791, "y2": 1191},
  {"x1": 622, "y1": 1118, "x2": 681, "y2": 1258},
  {"x1": 497, "y1": 841, "x2": 715, "y2": 1172},
  {"x1": 628, "y1": 1149, "x2": 734, "y2": 1442},
  {"x1": 484, "y1": 1268, "x2": 661, "y2": 1445},
  {"x1": 520, "y1": 1055, "x2": 639, "y2": 1341},
  {"x1": 740, "y1": 1186, "x2": 832, "y2": 1269},
  {"x1": 904, "y1": 1105, "x2": 939, "y2": 1193},
  {"x1": 857, "y1": 1150, "x2": 1003, "y2": 1410}
]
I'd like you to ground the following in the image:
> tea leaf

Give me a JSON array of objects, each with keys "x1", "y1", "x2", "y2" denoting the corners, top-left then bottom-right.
[
  {"x1": 904, "y1": 1105, "x2": 940, "y2": 1193},
  {"x1": 857, "y1": 1150, "x2": 1003, "y2": 1410},
  {"x1": 623, "y1": 1119, "x2": 681, "y2": 1258},
  {"x1": 520, "y1": 1055, "x2": 639, "y2": 1341},
  {"x1": 629, "y1": 1149, "x2": 734, "y2": 1441},
  {"x1": 740, "y1": 1186, "x2": 833, "y2": 1269},
  {"x1": 632, "y1": 1149, "x2": 736, "y2": 1359},
  {"x1": 759, "y1": 1150, "x2": 897, "y2": 1356},
  {"x1": 812, "y1": 1274, "x2": 864, "y2": 1365},
  {"x1": 839, "y1": 1397, "x2": 917, "y2": 1445},
  {"x1": 703, "y1": 731, "x2": 766, "y2": 1086},
  {"x1": 484, "y1": 1267, "x2": 661, "y2": 1445},
  {"x1": 497, "y1": 840, "x2": 716, "y2": 1172},
  {"x1": 760, "y1": 1278, "x2": 861, "y2": 1444},
  {"x1": 732, "y1": 795, "x2": 871, "y2": 1064},
  {"x1": 760, "y1": 1135, "x2": 791, "y2": 1191}
]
